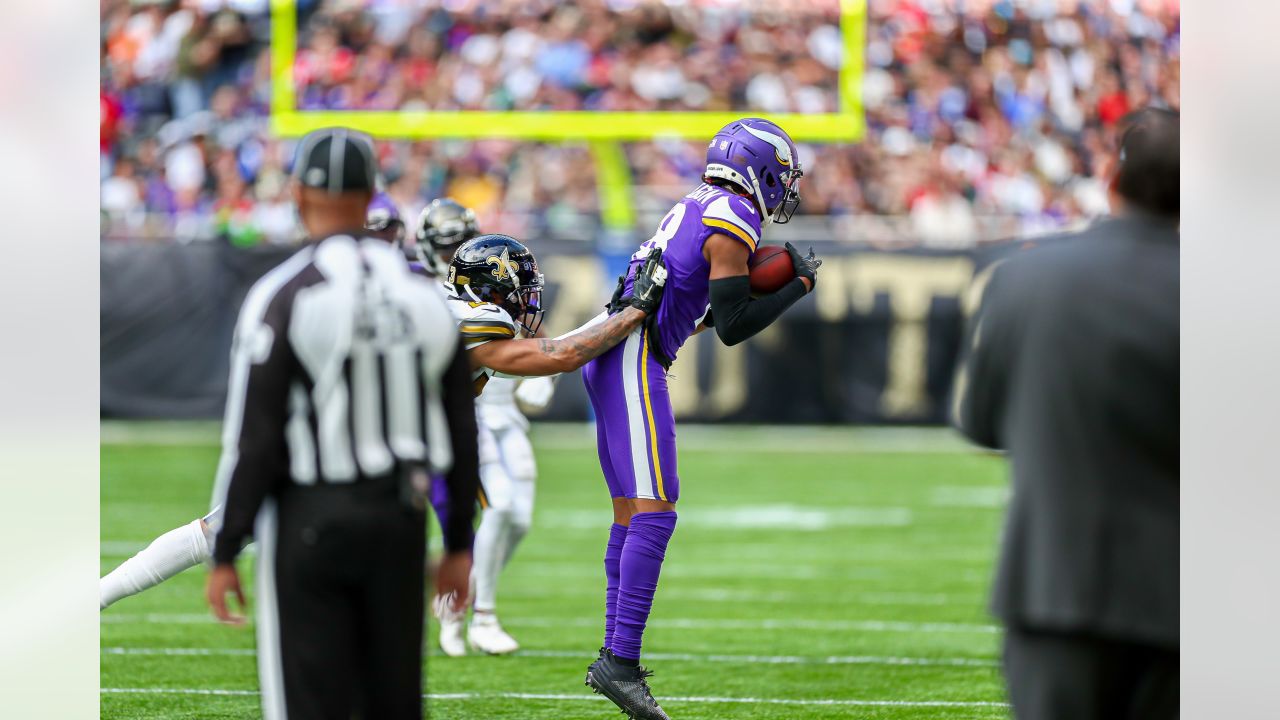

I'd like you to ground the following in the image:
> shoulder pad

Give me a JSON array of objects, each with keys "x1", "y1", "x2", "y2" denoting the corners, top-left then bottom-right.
[
  {"x1": 701, "y1": 193, "x2": 761, "y2": 252},
  {"x1": 446, "y1": 292, "x2": 517, "y2": 348}
]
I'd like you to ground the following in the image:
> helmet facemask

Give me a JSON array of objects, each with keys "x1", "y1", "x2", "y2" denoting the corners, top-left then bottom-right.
[
  {"x1": 466, "y1": 280, "x2": 544, "y2": 337},
  {"x1": 772, "y1": 168, "x2": 803, "y2": 224},
  {"x1": 509, "y1": 284, "x2": 545, "y2": 337}
]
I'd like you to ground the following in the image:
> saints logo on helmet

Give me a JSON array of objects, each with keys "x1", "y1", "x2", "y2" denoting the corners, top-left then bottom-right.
[
  {"x1": 448, "y1": 234, "x2": 545, "y2": 336},
  {"x1": 486, "y1": 248, "x2": 521, "y2": 281}
]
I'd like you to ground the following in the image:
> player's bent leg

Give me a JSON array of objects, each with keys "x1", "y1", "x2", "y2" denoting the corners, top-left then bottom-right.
[
  {"x1": 602, "y1": 509, "x2": 629, "y2": 648},
  {"x1": 496, "y1": 425, "x2": 536, "y2": 571},
  {"x1": 611, "y1": 505, "x2": 677, "y2": 661},
  {"x1": 588, "y1": 337, "x2": 681, "y2": 719},
  {"x1": 99, "y1": 515, "x2": 214, "y2": 610},
  {"x1": 588, "y1": 504, "x2": 677, "y2": 720},
  {"x1": 468, "y1": 453, "x2": 520, "y2": 655},
  {"x1": 499, "y1": 478, "x2": 533, "y2": 571}
]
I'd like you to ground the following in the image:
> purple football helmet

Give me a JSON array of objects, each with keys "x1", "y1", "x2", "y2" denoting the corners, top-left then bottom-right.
[
  {"x1": 704, "y1": 118, "x2": 803, "y2": 224},
  {"x1": 365, "y1": 191, "x2": 405, "y2": 244}
]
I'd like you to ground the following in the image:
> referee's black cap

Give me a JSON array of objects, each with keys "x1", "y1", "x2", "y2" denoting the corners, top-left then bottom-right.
[{"x1": 291, "y1": 127, "x2": 379, "y2": 194}]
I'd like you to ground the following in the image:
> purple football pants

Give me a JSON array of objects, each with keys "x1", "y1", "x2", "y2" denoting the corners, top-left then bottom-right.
[{"x1": 581, "y1": 326, "x2": 680, "y2": 503}]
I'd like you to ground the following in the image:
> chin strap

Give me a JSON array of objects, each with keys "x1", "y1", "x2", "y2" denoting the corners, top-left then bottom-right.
[{"x1": 746, "y1": 165, "x2": 773, "y2": 228}]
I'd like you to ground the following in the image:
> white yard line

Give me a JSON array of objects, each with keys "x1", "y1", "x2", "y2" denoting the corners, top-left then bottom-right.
[
  {"x1": 538, "y1": 506, "x2": 914, "y2": 530},
  {"x1": 518, "y1": 649, "x2": 999, "y2": 667},
  {"x1": 102, "y1": 646, "x2": 998, "y2": 668},
  {"x1": 503, "y1": 617, "x2": 1000, "y2": 633},
  {"x1": 100, "y1": 687, "x2": 1008, "y2": 708},
  {"x1": 518, "y1": 587, "x2": 962, "y2": 606},
  {"x1": 101, "y1": 421, "x2": 987, "y2": 455},
  {"x1": 101, "y1": 613, "x2": 998, "y2": 634}
]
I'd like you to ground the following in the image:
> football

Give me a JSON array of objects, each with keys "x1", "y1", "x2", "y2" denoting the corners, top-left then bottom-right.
[{"x1": 748, "y1": 245, "x2": 795, "y2": 294}]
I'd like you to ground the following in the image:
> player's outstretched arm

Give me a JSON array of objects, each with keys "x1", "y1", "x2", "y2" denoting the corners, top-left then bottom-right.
[
  {"x1": 470, "y1": 248, "x2": 668, "y2": 376},
  {"x1": 703, "y1": 234, "x2": 821, "y2": 346},
  {"x1": 470, "y1": 307, "x2": 648, "y2": 376}
]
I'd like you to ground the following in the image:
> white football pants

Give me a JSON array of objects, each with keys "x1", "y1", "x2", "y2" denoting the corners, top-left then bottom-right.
[{"x1": 470, "y1": 420, "x2": 537, "y2": 614}]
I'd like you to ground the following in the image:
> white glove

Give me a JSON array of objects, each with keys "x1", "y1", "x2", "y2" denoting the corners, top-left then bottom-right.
[{"x1": 515, "y1": 376, "x2": 556, "y2": 411}]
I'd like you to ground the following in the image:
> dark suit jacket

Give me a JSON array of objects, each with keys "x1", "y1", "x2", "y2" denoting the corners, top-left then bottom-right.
[{"x1": 953, "y1": 213, "x2": 1179, "y2": 649}]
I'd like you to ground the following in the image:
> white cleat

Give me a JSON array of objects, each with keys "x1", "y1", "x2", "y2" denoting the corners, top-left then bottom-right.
[
  {"x1": 433, "y1": 594, "x2": 468, "y2": 657},
  {"x1": 467, "y1": 613, "x2": 520, "y2": 655}
]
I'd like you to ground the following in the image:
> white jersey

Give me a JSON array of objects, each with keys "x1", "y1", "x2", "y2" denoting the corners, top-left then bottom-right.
[
  {"x1": 443, "y1": 284, "x2": 519, "y2": 393},
  {"x1": 442, "y1": 284, "x2": 530, "y2": 431}
]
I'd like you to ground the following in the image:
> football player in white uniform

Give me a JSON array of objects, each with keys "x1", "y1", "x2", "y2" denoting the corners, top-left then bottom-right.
[
  {"x1": 420, "y1": 223, "x2": 666, "y2": 657},
  {"x1": 100, "y1": 198, "x2": 668, "y2": 629},
  {"x1": 411, "y1": 199, "x2": 551, "y2": 655},
  {"x1": 98, "y1": 194, "x2": 411, "y2": 610}
]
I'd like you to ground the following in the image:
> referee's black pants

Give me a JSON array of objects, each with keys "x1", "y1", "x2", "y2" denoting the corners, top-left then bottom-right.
[
  {"x1": 1002, "y1": 624, "x2": 1178, "y2": 720},
  {"x1": 255, "y1": 480, "x2": 427, "y2": 720}
]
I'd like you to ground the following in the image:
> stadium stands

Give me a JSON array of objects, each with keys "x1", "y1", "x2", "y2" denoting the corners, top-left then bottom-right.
[{"x1": 100, "y1": 0, "x2": 1179, "y2": 245}]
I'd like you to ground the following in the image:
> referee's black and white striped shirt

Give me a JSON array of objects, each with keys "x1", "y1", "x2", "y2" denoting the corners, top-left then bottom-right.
[{"x1": 210, "y1": 232, "x2": 480, "y2": 563}]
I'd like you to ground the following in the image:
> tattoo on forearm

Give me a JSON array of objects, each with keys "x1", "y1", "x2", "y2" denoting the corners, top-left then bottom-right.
[{"x1": 539, "y1": 309, "x2": 643, "y2": 366}]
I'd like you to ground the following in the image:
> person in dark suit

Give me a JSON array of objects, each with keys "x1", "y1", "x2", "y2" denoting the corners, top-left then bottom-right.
[{"x1": 952, "y1": 108, "x2": 1179, "y2": 720}]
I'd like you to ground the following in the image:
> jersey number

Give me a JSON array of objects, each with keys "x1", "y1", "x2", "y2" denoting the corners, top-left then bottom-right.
[{"x1": 631, "y1": 203, "x2": 686, "y2": 260}]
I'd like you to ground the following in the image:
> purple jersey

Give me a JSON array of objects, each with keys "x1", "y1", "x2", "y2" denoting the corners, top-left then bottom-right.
[{"x1": 623, "y1": 183, "x2": 762, "y2": 362}]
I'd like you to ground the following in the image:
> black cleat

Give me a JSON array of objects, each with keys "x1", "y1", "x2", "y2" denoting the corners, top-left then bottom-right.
[
  {"x1": 584, "y1": 646, "x2": 606, "y2": 685},
  {"x1": 584, "y1": 649, "x2": 671, "y2": 720}
]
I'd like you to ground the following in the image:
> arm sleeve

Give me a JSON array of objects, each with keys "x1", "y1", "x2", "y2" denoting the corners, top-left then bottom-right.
[
  {"x1": 708, "y1": 275, "x2": 807, "y2": 347},
  {"x1": 212, "y1": 296, "x2": 295, "y2": 564},
  {"x1": 439, "y1": 340, "x2": 480, "y2": 553}
]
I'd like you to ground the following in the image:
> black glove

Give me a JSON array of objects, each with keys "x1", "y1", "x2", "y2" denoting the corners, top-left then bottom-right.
[
  {"x1": 785, "y1": 242, "x2": 822, "y2": 291},
  {"x1": 605, "y1": 273, "x2": 627, "y2": 314},
  {"x1": 624, "y1": 248, "x2": 668, "y2": 314}
]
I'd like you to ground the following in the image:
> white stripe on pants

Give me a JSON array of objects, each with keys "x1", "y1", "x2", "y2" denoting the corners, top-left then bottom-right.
[
  {"x1": 254, "y1": 500, "x2": 288, "y2": 720},
  {"x1": 619, "y1": 329, "x2": 655, "y2": 500}
]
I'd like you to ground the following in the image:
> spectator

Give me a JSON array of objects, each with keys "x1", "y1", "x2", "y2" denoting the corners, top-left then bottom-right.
[{"x1": 100, "y1": 0, "x2": 1180, "y2": 243}]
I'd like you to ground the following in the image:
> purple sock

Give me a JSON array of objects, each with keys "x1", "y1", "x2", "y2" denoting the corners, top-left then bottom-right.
[
  {"x1": 603, "y1": 523, "x2": 628, "y2": 649},
  {"x1": 429, "y1": 475, "x2": 451, "y2": 537},
  {"x1": 610, "y1": 511, "x2": 677, "y2": 661}
]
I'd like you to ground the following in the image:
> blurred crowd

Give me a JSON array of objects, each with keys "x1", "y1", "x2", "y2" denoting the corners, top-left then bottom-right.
[
  {"x1": 101, "y1": 0, "x2": 1179, "y2": 247},
  {"x1": 294, "y1": 0, "x2": 840, "y2": 114}
]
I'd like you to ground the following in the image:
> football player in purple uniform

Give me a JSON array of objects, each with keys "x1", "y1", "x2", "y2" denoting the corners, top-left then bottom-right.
[
  {"x1": 363, "y1": 191, "x2": 407, "y2": 246},
  {"x1": 582, "y1": 118, "x2": 822, "y2": 719}
]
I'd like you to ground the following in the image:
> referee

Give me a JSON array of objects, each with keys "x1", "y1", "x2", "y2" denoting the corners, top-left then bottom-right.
[{"x1": 205, "y1": 127, "x2": 480, "y2": 720}]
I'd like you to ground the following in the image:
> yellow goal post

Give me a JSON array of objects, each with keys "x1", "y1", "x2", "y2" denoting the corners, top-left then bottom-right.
[{"x1": 268, "y1": 0, "x2": 866, "y2": 142}]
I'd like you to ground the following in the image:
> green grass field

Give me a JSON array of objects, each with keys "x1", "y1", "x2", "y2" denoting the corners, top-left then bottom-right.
[{"x1": 101, "y1": 423, "x2": 1011, "y2": 719}]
